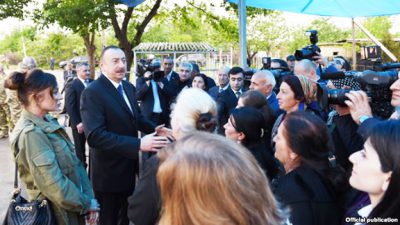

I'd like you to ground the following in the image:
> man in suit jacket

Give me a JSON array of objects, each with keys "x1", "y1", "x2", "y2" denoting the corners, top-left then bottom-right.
[
  {"x1": 162, "y1": 57, "x2": 179, "y2": 82},
  {"x1": 209, "y1": 66, "x2": 230, "y2": 100},
  {"x1": 136, "y1": 70, "x2": 171, "y2": 127},
  {"x1": 80, "y1": 46, "x2": 170, "y2": 225},
  {"x1": 249, "y1": 70, "x2": 283, "y2": 116},
  {"x1": 65, "y1": 62, "x2": 92, "y2": 168},
  {"x1": 217, "y1": 66, "x2": 246, "y2": 134}
]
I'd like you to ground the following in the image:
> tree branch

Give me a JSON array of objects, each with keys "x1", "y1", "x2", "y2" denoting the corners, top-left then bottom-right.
[
  {"x1": 121, "y1": 7, "x2": 134, "y2": 37},
  {"x1": 108, "y1": 2, "x2": 122, "y2": 40},
  {"x1": 131, "y1": 0, "x2": 162, "y2": 47}
]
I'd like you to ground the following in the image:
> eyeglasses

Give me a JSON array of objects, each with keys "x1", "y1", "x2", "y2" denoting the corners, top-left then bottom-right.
[{"x1": 180, "y1": 69, "x2": 191, "y2": 73}]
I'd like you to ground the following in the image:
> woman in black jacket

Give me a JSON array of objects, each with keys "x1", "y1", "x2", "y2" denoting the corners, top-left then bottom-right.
[
  {"x1": 272, "y1": 111, "x2": 348, "y2": 225},
  {"x1": 224, "y1": 107, "x2": 279, "y2": 181},
  {"x1": 127, "y1": 88, "x2": 218, "y2": 225}
]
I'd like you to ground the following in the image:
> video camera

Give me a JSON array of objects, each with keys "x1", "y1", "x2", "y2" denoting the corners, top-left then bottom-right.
[
  {"x1": 319, "y1": 64, "x2": 400, "y2": 118},
  {"x1": 295, "y1": 30, "x2": 321, "y2": 61},
  {"x1": 136, "y1": 59, "x2": 165, "y2": 82}
]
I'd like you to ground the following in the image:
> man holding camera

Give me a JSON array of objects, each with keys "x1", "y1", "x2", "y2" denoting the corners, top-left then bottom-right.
[
  {"x1": 136, "y1": 59, "x2": 171, "y2": 126},
  {"x1": 345, "y1": 71, "x2": 400, "y2": 138}
]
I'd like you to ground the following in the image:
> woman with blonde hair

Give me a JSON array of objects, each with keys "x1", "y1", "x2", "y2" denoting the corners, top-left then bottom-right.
[
  {"x1": 157, "y1": 131, "x2": 287, "y2": 225},
  {"x1": 128, "y1": 88, "x2": 218, "y2": 225}
]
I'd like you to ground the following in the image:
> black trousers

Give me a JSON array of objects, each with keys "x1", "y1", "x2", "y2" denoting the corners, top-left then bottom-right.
[
  {"x1": 95, "y1": 191, "x2": 131, "y2": 225},
  {"x1": 71, "y1": 128, "x2": 87, "y2": 169}
]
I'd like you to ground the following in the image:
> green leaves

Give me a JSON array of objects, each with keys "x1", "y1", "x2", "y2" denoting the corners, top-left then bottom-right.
[{"x1": 0, "y1": 0, "x2": 31, "y2": 19}]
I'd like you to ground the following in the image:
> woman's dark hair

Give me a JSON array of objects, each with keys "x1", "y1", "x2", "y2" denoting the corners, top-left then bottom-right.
[
  {"x1": 281, "y1": 75, "x2": 305, "y2": 102},
  {"x1": 282, "y1": 111, "x2": 348, "y2": 193},
  {"x1": 334, "y1": 56, "x2": 351, "y2": 71},
  {"x1": 368, "y1": 120, "x2": 400, "y2": 222},
  {"x1": 240, "y1": 90, "x2": 276, "y2": 144},
  {"x1": 195, "y1": 112, "x2": 217, "y2": 133},
  {"x1": 193, "y1": 73, "x2": 209, "y2": 91},
  {"x1": 4, "y1": 69, "x2": 57, "y2": 106},
  {"x1": 230, "y1": 107, "x2": 266, "y2": 146}
]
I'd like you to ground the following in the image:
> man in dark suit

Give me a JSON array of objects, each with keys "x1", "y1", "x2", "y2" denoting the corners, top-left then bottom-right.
[
  {"x1": 208, "y1": 66, "x2": 230, "y2": 100},
  {"x1": 249, "y1": 70, "x2": 283, "y2": 116},
  {"x1": 217, "y1": 66, "x2": 246, "y2": 134},
  {"x1": 136, "y1": 69, "x2": 171, "y2": 127},
  {"x1": 65, "y1": 62, "x2": 92, "y2": 168},
  {"x1": 162, "y1": 57, "x2": 179, "y2": 82},
  {"x1": 80, "y1": 46, "x2": 170, "y2": 225}
]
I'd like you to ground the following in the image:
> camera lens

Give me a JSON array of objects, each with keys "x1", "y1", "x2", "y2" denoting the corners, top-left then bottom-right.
[{"x1": 327, "y1": 89, "x2": 349, "y2": 107}]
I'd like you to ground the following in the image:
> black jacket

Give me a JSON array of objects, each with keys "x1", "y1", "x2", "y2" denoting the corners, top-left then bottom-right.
[
  {"x1": 273, "y1": 165, "x2": 342, "y2": 225},
  {"x1": 80, "y1": 75, "x2": 156, "y2": 192},
  {"x1": 245, "y1": 141, "x2": 279, "y2": 181},
  {"x1": 65, "y1": 78, "x2": 93, "y2": 127},
  {"x1": 329, "y1": 114, "x2": 364, "y2": 171},
  {"x1": 136, "y1": 76, "x2": 171, "y2": 126},
  {"x1": 127, "y1": 156, "x2": 161, "y2": 225},
  {"x1": 217, "y1": 87, "x2": 245, "y2": 134}
]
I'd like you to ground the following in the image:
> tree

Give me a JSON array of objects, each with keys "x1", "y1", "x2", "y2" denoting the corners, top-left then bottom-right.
[
  {"x1": 361, "y1": 16, "x2": 400, "y2": 62},
  {"x1": 38, "y1": 0, "x2": 108, "y2": 78},
  {"x1": 286, "y1": 18, "x2": 351, "y2": 55},
  {"x1": 0, "y1": 0, "x2": 31, "y2": 19},
  {"x1": 106, "y1": 0, "x2": 163, "y2": 75}
]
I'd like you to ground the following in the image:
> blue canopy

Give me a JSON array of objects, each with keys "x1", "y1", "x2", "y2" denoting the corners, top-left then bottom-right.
[
  {"x1": 115, "y1": 0, "x2": 145, "y2": 7},
  {"x1": 227, "y1": 0, "x2": 400, "y2": 18}
]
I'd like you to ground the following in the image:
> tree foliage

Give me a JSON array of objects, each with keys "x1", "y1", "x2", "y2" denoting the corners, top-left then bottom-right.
[{"x1": 0, "y1": 0, "x2": 31, "y2": 19}]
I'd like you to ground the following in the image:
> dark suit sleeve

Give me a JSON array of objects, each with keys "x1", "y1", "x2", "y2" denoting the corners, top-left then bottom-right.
[
  {"x1": 136, "y1": 77, "x2": 150, "y2": 100},
  {"x1": 357, "y1": 117, "x2": 381, "y2": 140},
  {"x1": 80, "y1": 87, "x2": 140, "y2": 159},
  {"x1": 65, "y1": 82, "x2": 81, "y2": 126},
  {"x1": 128, "y1": 156, "x2": 161, "y2": 225}
]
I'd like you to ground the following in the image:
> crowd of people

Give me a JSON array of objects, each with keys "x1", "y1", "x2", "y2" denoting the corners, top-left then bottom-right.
[{"x1": 1, "y1": 46, "x2": 400, "y2": 225}]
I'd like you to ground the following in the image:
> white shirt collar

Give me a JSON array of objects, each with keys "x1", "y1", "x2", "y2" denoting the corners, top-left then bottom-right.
[
  {"x1": 78, "y1": 77, "x2": 86, "y2": 85},
  {"x1": 103, "y1": 72, "x2": 121, "y2": 89},
  {"x1": 358, "y1": 204, "x2": 373, "y2": 218},
  {"x1": 220, "y1": 84, "x2": 229, "y2": 91}
]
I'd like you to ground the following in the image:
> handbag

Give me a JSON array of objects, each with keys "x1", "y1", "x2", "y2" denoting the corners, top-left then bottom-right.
[{"x1": 2, "y1": 158, "x2": 57, "y2": 225}]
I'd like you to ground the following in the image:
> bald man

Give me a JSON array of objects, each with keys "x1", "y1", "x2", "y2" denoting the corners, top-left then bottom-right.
[{"x1": 208, "y1": 66, "x2": 230, "y2": 100}]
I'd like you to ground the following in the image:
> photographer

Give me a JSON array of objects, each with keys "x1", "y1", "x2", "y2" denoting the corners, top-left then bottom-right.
[
  {"x1": 136, "y1": 59, "x2": 172, "y2": 127},
  {"x1": 325, "y1": 84, "x2": 364, "y2": 172},
  {"x1": 344, "y1": 71, "x2": 400, "y2": 138}
]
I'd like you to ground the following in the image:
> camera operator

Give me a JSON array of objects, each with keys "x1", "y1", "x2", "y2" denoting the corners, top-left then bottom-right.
[
  {"x1": 325, "y1": 83, "x2": 364, "y2": 172},
  {"x1": 344, "y1": 70, "x2": 400, "y2": 138},
  {"x1": 136, "y1": 59, "x2": 171, "y2": 127}
]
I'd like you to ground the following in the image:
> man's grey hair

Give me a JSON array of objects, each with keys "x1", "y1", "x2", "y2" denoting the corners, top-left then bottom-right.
[
  {"x1": 297, "y1": 59, "x2": 317, "y2": 75},
  {"x1": 179, "y1": 61, "x2": 193, "y2": 72},
  {"x1": 218, "y1": 66, "x2": 230, "y2": 75},
  {"x1": 76, "y1": 62, "x2": 89, "y2": 69},
  {"x1": 19, "y1": 56, "x2": 37, "y2": 70},
  {"x1": 256, "y1": 70, "x2": 276, "y2": 88}
]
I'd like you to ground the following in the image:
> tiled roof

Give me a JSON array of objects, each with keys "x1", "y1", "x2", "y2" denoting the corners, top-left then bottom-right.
[{"x1": 133, "y1": 42, "x2": 217, "y2": 53}]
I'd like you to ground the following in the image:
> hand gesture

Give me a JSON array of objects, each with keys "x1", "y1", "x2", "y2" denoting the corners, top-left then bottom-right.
[
  {"x1": 345, "y1": 91, "x2": 372, "y2": 124},
  {"x1": 140, "y1": 132, "x2": 170, "y2": 152},
  {"x1": 155, "y1": 124, "x2": 174, "y2": 141}
]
